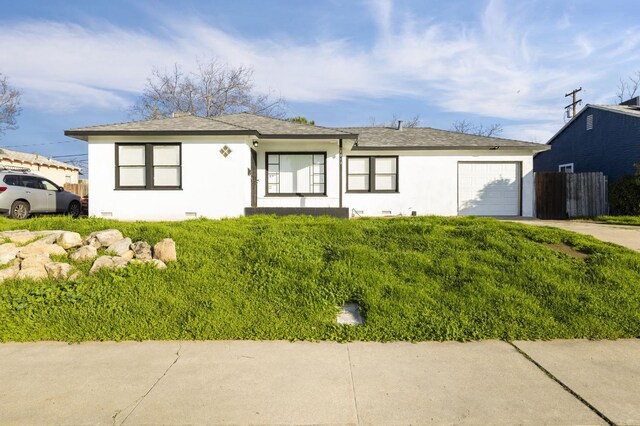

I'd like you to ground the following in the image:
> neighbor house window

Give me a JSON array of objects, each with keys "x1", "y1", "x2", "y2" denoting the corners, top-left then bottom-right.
[
  {"x1": 559, "y1": 163, "x2": 574, "y2": 173},
  {"x1": 266, "y1": 153, "x2": 325, "y2": 195},
  {"x1": 116, "y1": 143, "x2": 181, "y2": 189},
  {"x1": 347, "y1": 156, "x2": 398, "y2": 192},
  {"x1": 65, "y1": 175, "x2": 71, "y2": 184}
]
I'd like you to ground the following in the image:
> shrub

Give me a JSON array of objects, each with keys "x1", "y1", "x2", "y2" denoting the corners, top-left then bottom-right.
[{"x1": 610, "y1": 165, "x2": 640, "y2": 215}]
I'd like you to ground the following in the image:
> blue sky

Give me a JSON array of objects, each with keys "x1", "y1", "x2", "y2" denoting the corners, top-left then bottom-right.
[{"x1": 1, "y1": 0, "x2": 640, "y2": 171}]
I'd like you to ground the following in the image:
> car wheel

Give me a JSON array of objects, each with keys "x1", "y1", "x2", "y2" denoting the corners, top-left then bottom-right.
[
  {"x1": 67, "y1": 201, "x2": 81, "y2": 218},
  {"x1": 10, "y1": 200, "x2": 30, "y2": 220}
]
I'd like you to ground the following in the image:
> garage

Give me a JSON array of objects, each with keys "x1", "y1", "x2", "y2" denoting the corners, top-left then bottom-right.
[{"x1": 458, "y1": 162, "x2": 521, "y2": 216}]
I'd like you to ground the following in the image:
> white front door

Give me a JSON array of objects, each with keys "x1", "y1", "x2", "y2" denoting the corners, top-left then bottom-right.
[{"x1": 458, "y1": 162, "x2": 520, "y2": 216}]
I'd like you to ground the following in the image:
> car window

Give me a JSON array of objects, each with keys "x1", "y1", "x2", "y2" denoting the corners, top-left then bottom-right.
[
  {"x1": 3, "y1": 175, "x2": 20, "y2": 186},
  {"x1": 21, "y1": 176, "x2": 42, "y2": 189},
  {"x1": 39, "y1": 179, "x2": 59, "y2": 191}
]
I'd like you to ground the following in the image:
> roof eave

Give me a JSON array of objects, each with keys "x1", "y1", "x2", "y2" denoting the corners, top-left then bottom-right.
[
  {"x1": 258, "y1": 133, "x2": 358, "y2": 140},
  {"x1": 64, "y1": 129, "x2": 259, "y2": 141},
  {"x1": 352, "y1": 145, "x2": 549, "y2": 152}
]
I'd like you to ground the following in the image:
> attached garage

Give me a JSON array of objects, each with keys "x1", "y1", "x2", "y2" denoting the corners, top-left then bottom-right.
[{"x1": 458, "y1": 162, "x2": 521, "y2": 216}]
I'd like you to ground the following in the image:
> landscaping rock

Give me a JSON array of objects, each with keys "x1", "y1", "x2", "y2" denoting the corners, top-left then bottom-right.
[
  {"x1": 120, "y1": 250, "x2": 135, "y2": 260},
  {"x1": 16, "y1": 256, "x2": 49, "y2": 280},
  {"x1": 2, "y1": 231, "x2": 37, "y2": 245},
  {"x1": 45, "y1": 262, "x2": 74, "y2": 280},
  {"x1": 0, "y1": 243, "x2": 19, "y2": 265},
  {"x1": 112, "y1": 256, "x2": 129, "y2": 268},
  {"x1": 56, "y1": 232, "x2": 83, "y2": 249},
  {"x1": 68, "y1": 271, "x2": 83, "y2": 282},
  {"x1": 131, "y1": 241, "x2": 152, "y2": 261},
  {"x1": 149, "y1": 259, "x2": 167, "y2": 269},
  {"x1": 107, "y1": 238, "x2": 132, "y2": 256},
  {"x1": 0, "y1": 259, "x2": 20, "y2": 282},
  {"x1": 153, "y1": 238, "x2": 177, "y2": 263},
  {"x1": 69, "y1": 245, "x2": 98, "y2": 262},
  {"x1": 89, "y1": 256, "x2": 115, "y2": 274},
  {"x1": 18, "y1": 242, "x2": 66, "y2": 259},
  {"x1": 86, "y1": 229, "x2": 124, "y2": 248}
]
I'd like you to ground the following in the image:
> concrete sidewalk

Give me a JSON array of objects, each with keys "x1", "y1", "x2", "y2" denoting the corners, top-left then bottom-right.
[
  {"x1": 504, "y1": 218, "x2": 640, "y2": 251},
  {"x1": 2, "y1": 340, "x2": 638, "y2": 425}
]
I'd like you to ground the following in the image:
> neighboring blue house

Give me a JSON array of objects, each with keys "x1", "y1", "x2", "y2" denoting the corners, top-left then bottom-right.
[{"x1": 534, "y1": 97, "x2": 640, "y2": 182}]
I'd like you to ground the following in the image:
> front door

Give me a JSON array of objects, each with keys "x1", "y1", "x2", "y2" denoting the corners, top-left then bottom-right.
[{"x1": 250, "y1": 149, "x2": 258, "y2": 207}]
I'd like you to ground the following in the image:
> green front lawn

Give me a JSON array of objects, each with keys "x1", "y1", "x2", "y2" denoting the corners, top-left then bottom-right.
[{"x1": 0, "y1": 215, "x2": 639, "y2": 342}]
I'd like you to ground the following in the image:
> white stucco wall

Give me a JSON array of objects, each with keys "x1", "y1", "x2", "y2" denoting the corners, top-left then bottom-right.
[
  {"x1": 87, "y1": 134, "x2": 536, "y2": 220},
  {"x1": 342, "y1": 150, "x2": 535, "y2": 217},
  {"x1": 88, "y1": 135, "x2": 251, "y2": 220}
]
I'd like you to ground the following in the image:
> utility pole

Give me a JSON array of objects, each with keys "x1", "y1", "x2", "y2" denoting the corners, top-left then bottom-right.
[{"x1": 565, "y1": 87, "x2": 582, "y2": 118}]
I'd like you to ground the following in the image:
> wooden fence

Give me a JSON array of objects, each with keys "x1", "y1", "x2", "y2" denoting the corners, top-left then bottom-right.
[
  {"x1": 535, "y1": 172, "x2": 608, "y2": 219},
  {"x1": 63, "y1": 182, "x2": 89, "y2": 197}
]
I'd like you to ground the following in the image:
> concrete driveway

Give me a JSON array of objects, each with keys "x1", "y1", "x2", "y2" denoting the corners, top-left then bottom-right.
[
  {"x1": 1, "y1": 339, "x2": 638, "y2": 425},
  {"x1": 505, "y1": 218, "x2": 640, "y2": 251}
]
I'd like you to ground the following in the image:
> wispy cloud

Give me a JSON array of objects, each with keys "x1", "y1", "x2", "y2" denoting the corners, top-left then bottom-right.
[{"x1": 1, "y1": 0, "x2": 640, "y2": 142}]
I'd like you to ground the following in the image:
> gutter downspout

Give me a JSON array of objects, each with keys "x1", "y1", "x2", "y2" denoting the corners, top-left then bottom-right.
[{"x1": 339, "y1": 139, "x2": 343, "y2": 208}]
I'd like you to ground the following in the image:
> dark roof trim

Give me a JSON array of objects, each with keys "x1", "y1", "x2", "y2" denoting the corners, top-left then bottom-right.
[
  {"x1": 258, "y1": 133, "x2": 358, "y2": 140},
  {"x1": 352, "y1": 145, "x2": 550, "y2": 152},
  {"x1": 64, "y1": 129, "x2": 258, "y2": 141}
]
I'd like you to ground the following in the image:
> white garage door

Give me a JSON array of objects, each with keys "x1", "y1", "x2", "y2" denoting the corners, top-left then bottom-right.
[{"x1": 458, "y1": 162, "x2": 520, "y2": 216}]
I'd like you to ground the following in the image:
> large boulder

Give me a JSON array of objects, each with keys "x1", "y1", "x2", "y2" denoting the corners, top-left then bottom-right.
[
  {"x1": 56, "y1": 232, "x2": 83, "y2": 249},
  {"x1": 131, "y1": 241, "x2": 152, "y2": 261},
  {"x1": 69, "y1": 245, "x2": 98, "y2": 262},
  {"x1": 120, "y1": 250, "x2": 135, "y2": 260},
  {"x1": 153, "y1": 239, "x2": 176, "y2": 263},
  {"x1": 112, "y1": 256, "x2": 130, "y2": 268},
  {"x1": 85, "y1": 229, "x2": 123, "y2": 248},
  {"x1": 18, "y1": 242, "x2": 66, "y2": 259},
  {"x1": 45, "y1": 262, "x2": 74, "y2": 280},
  {"x1": 16, "y1": 256, "x2": 50, "y2": 280},
  {"x1": 89, "y1": 256, "x2": 115, "y2": 274},
  {"x1": 107, "y1": 238, "x2": 133, "y2": 257},
  {"x1": 1, "y1": 231, "x2": 37, "y2": 245},
  {"x1": 0, "y1": 259, "x2": 20, "y2": 282},
  {"x1": 0, "y1": 243, "x2": 19, "y2": 265}
]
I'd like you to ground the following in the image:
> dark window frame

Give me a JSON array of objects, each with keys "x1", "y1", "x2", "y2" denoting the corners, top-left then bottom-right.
[
  {"x1": 346, "y1": 156, "x2": 399, "y2": 193},
  {"x1": 115, "y1": 143, "x2": 182, "y2": 190},
  {"x1": 265, "y1": 152, "x2": 327, "y2": 197}
]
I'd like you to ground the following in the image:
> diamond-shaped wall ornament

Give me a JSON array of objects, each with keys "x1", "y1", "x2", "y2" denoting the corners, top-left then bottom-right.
[{"x1": 219, "y1": 145, "x2": 232, "y2": 158}]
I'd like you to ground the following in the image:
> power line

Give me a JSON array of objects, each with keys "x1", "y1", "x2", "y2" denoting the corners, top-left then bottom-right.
[
  {"x1": 51, "y1": 153, "x2": 88, "y2": 159},
  {"x1": 1, "y1": 140, "x2": 83, "y2": 148}
]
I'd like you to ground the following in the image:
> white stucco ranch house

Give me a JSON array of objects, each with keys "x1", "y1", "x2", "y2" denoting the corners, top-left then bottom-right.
[{"x1": 64, "y1": 113, "x2": 548, "y2": 221}]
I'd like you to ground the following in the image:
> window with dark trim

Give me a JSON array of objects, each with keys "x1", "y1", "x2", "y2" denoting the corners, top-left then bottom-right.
[
  {"x1": 266, "y1": 152, "x2": 326, "y2": 196},
  {"x1": 115, "y1": 143, "x2": 181, "y2": 190},
  {"x1": 347, "y1": 156, "x2": 398, "y2": 193}
]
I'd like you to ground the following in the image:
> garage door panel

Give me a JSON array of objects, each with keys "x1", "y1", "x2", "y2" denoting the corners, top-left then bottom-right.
[{"x1": 458, "y1": 162, "x2": 520, "y2": 216}]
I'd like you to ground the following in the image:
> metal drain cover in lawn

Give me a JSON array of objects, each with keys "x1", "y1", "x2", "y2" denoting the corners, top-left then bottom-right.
[{"x1": 336, "y1": 303, "x2": 363, "y2": 326}]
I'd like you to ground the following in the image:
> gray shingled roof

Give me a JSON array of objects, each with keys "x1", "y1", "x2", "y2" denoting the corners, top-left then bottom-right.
[
  {"x1": 65, "y1": 115, "x2": 254, "y2": 140},
  {"x1": 342, "y1": 127, "x2": 549, "y2": 151},
  {"x1": 65, "y1": 113, "x2": 355, "y2": 140},
  {"x1": 0, "y1": 148, "x2": 80, "y2": 171},
  {"x1": 212, "y1": 113, "x2": 355, "y2": 138},
  {"x1": 65, "y1": 112, "x2": 545, "y2": 151}
]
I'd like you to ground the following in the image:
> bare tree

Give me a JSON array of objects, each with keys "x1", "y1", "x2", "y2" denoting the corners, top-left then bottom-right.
[
  {"x1": 450, "y1": 120, "x2": 503, "y2": 137},
  {"x1": 616, "y1": 71, "x2": 640, "y2": 103},
  {"x1": 368, "y1": 114, "x2": 421, "y2": 128},
  {"x1": 130, "y1": 60, "x2": 286, "y2": 119},
  {"x1": 0, "y1": 73, "x2": 21, "y2": 137}
]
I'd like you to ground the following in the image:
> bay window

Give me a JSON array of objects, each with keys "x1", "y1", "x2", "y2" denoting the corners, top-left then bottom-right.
[{"x1": 266, "y1": 153, "x2": 326, "y2": 195}]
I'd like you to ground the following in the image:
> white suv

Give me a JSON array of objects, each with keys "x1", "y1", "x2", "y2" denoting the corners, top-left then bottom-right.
[{"x1": 0, "y1": 167, "x2": 82, "y2": 219}]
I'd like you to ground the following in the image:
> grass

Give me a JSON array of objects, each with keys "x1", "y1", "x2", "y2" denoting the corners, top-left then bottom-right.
[
  {"x1": 0, "y1": 215, "x2": 639, "y2": 343},
  {"x1": 587, "y1": 215, "x2": 640, "y2": 226}
]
